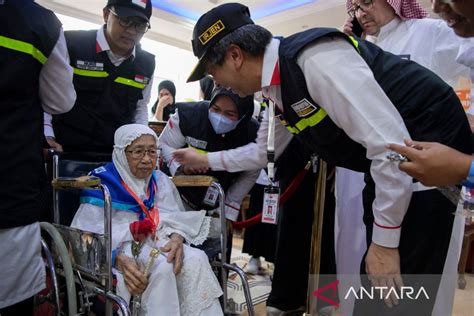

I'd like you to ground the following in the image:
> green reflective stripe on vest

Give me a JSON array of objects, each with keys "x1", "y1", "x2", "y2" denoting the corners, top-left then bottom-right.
[
  {"x1": 0, "y1": 35, "x2": 47, "y2": 64},
  {"x1": 114, "y1": 77, "x2": 145, "y2": 89},
  {"x1": 188, "y1": 144, "x2": 208, "y2": 154},
  {"x1": 348, "y1": 35, "x2": 360, "y2": 53},
  {"x1": 285, "y1": 108, "x2": 328, "y2": 135},
  {"x1": 73, "y1": 67, "x2": 109, "y2": 78}
]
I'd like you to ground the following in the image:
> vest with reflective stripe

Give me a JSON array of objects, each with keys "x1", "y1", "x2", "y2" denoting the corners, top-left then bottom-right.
[
  {"x1": 177, "y1": 101, "x2": 259, "y2": 191},
  {"x1": 278, "y1": 28, "x2": 471, "y2": 172},
  {"x1": 0, "y1": 1, "x2": 61, "y2": 228},
  {"x1": 52, "y1": 29, "x2": 155, "y2": 153}
]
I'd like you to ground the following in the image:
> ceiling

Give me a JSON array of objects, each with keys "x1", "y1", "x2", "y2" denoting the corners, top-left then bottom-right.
[{"x1": 37, "y1": 0, "x2": 435, "y2": 51}]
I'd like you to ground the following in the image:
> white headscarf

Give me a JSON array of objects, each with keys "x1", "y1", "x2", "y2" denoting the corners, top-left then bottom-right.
[{"x1": 112, "y1": 124, "x2": 158, "y2": 199}]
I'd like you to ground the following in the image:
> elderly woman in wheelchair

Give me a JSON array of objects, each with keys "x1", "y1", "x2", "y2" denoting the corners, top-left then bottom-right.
[{"x1": 71, "y1": 124, "x2": 223, "y2": 315}]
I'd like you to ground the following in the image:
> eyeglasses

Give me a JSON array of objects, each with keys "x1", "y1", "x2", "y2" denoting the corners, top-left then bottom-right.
[
  {"x1": 348, "y1": 0, "x2": 374, "y2": 18},
  {"x1": 126, "y1": 148, "x2": 158, "y2": 159},
  {"x1": 109, "y1": 9, "x2": 150, "y2": 33}
]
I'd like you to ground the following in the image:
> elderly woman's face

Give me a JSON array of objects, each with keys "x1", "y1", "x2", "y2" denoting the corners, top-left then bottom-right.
[{"x1": 125, "y1": 135, "x2": 158, "y2": 179}]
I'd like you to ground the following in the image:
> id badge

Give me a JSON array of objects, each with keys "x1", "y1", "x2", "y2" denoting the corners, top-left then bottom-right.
[
  {"x1": 262, "y1": 186, "x2": 280, "y2": 224},
  {"x1": 203, "y1": 186, "x2": 219, "y2": 206}
]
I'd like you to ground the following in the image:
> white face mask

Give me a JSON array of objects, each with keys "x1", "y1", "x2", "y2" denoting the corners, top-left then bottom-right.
[{"x1": 208, "y1": 110, "x2": 240, "y2": 134}]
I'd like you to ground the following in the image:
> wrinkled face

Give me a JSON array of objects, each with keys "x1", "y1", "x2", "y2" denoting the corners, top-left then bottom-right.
[
  {"x1": 352, "y1": 0, "x2": 396, "y2": 35},
  {"x1": 103, "y1": 7, "x2": 146, "y2": 56},
  {"x1": 159, "y1": 88, "x2": 172, "y2": 99},
  {"x1": 210, "y1": 95, "x2": 239, "y2": 121},
  {"x1": 125, "y1": 135, "x2": 157, "y2": 179},
  {"x1": 204, "y1": 45, "x2": 258, "y2": 98},
  {"x1": 432, "y1": 0, "x2": 474, "y2": 37}
]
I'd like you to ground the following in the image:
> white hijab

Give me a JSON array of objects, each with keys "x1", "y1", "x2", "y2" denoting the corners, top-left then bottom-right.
[{"x1": 112, "y1": 124, "x2": 158, "y2": 199}]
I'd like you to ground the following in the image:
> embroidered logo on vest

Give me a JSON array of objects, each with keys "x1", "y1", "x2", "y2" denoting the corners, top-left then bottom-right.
[
  {"x1": 185, "y1": 136, "x2": 208, "y2": 150},
  {"x1": 77, "y1": 60, "x2": 104, "y2": 71},
  {"x1": 290, "y1": 98, "x2": 317, "y2": 117}
]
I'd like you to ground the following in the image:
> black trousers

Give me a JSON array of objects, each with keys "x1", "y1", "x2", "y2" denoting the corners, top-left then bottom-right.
[
  {"x1": 354, "y1": 177, "x2": 455, "y2": 316},
  {"x1": 0, "y1": 297, "x2": 34, "y2": 316}
]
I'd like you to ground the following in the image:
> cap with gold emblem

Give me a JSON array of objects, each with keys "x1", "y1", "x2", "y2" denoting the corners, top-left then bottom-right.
[{"x1": 187, "y1": 3, "x2": 254, "y2": 82}]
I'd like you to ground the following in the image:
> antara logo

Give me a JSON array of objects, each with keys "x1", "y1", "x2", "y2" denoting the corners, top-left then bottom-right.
[
  {"x1": 312, "y1": 280, "x2": 430, "y2": 308},
  {"x1": 344, "y1": 286, "x2": 430, "y2": 301}
]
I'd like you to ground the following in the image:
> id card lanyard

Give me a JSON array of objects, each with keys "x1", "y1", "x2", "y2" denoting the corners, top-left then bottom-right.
[{"x1": 262, "y1": 99, "x2": 280, "y2": 225}]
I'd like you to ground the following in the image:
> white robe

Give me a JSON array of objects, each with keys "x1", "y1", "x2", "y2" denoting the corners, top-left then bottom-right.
[
  {"x1": 335, "y1": 17, "x2": 471, "y2": 316},
  {"x1": 71, "y1": 170, "x2": 223, "y2": 316}
]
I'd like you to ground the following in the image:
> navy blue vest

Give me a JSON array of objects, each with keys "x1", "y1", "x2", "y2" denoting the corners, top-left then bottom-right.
[
  {"x1": 278, "y1": 28, "x2": 471, "y2": 172},
  {"x1": 53, "y1": 29, "x2": 155, "y2": 153},
  {"x1": 0, "y1": 1, "x2": 61, "y2": 228},
  {"x1": 177, "y1": 101, "x2": 259, "y2": 191}
]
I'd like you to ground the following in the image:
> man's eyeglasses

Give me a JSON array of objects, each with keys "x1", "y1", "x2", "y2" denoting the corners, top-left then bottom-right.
[
  {"x1": 109, "y1": 9, "x2": 150, "y2": 33},
  {"x1": 126, "y1": 148, "x2": 158, "y2": 159},
  {"x1": 348, "y1": 0, "x2": 374, "y2": 18}
]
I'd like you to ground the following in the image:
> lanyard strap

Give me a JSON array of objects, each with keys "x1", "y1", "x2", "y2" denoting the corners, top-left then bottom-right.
[
  {"x1": 267, "y1": 99, "x2": 276, "y2": 184},
  {"x1": 121, "y1": 179, "x2": 160, "y2": 228}
]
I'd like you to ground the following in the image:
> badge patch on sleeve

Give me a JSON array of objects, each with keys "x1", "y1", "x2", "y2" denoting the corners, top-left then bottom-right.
[{"x1": 291, "y1": 98, "x2": 317, "y2": 117}]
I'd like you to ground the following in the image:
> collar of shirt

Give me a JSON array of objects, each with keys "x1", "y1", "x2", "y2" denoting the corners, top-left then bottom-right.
[
  {"x1": 366, "y1": 17, "x2": 402, "y2": 43},
  {"x1": 261, "y1": 38, "x2": 283, "y2": 111},
  {"x1": 96, "y1": 25, "x2": 136, "y2": 66}
]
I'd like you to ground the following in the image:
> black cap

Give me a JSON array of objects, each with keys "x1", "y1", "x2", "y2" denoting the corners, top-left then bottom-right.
[
  {"x1": 107, "y1": 0, "x2": 152, "y2": 22},
  {"x1": 187, "y1": 3, "x2": 254, "y2": 82}
]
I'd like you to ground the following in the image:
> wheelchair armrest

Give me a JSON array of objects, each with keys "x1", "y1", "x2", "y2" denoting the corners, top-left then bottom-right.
[
  {"x1": 172, "y1": 175, "x2": 218, "y2": 187},
  {"x1": 52, "y1": 176, "x2": 101, "y2": 189}
]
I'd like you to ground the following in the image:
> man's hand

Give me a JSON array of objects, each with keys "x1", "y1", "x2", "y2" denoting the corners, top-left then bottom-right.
[
  {"x1": 46, "y1": 136, "x2": 63, "y2": 152},
  {"x1": 387, "y1": 139, "x2": 471, "y2": 186},
  {"x1": 467, "y1": 113, "x2": 474, "y2": 133},
  {"x1": 173, "y1": 148, "x2": 210, "y2": 170},
  {"x1": 342, "y1": 17, "x2": 355, "y2": 36},
  {"x1": 116, "y1": 253, "x2": 148, "y2": 295},
  {"x1": 365, "y1": 242, "x2": 403, "y2": 308},
  {"x1": 160, "y1": 233, "x2": 184, "y2": 275},
  {"x1": 182, "y1": 165, "x2": 209, "y2": 175}
]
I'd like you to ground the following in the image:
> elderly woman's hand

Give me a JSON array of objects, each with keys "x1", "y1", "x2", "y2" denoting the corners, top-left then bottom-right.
[
  {"x1": 160, "y1": 233, "x2": 184, "y2": 274},
  {"x1": 116, "y1": 253, "x2": 148, "y2": 295}
]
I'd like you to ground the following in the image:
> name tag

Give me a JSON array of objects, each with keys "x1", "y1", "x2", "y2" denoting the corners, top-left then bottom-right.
[
  {"x1": 262, "y1": 186, "x2": 280, "y2": 225},
  {"x1": 203, "y1": 186, "x2": 219, "y2": 206}
]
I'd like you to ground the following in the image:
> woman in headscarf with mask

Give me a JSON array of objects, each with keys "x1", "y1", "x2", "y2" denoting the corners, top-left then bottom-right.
[
  {"x1": 159, "y1": 87, "x2": 260, "y2": 220},
  {"x1": 151, "y1": 80, "x2": 177, "y2": 121},
  {"x1": 71, "y1": 124, "x2": 223, "y2": 316}
]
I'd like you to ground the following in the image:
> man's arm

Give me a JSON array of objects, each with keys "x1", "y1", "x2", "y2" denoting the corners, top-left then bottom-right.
[
  {"x1": 298, "y1": 37, "x2": 413, "y2": 248},
  {"x1": 39, "y1": 28, "x2": 76, "y2": 114},
  {"x1": 223, "y1": 169, "x2": 260, "y2": 221},
  {"x1": 174, "y1": 109, "x2": 293, "y2": 172},
  {"x1": 134, "y1": 77, "x2": 154, "y2": 124},
  {"x1": 388, "y1": 140, "x2": 472, "y2": 186},
  {"x1": 158, "y1": 111, "x2": 186, "y2": 175}
]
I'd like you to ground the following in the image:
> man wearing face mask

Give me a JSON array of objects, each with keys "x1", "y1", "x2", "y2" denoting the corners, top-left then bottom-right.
[{"x1": 158, "y1": 86, "x2": 260, "y2": 221}]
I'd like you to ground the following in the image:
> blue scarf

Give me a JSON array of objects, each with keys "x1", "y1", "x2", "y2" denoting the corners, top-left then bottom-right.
[{"x1": 80, "y1": 162, "x2": 157, "y2": 220}]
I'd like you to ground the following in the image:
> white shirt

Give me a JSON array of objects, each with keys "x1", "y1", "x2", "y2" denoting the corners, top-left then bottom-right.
[
  {"x1": 0, "y1": 28, "x2": 76, "y2": 309},
  {"x1": 159, "y1": 110, "x2": 261, "y2": 221},
  {"x1": 366, "y1": 17, "x2": 471, "y2": 85},
  {"x1": 209, "y1": 37, "x2": 414, "y2": 247},
  {"x1": 44, "y1": 25, "x2": 152, "y2": 138}
]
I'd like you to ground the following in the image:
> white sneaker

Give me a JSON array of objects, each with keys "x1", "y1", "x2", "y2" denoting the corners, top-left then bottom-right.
[{"x1": 245, "y1": 256, "x2": 261, "y2": 274}]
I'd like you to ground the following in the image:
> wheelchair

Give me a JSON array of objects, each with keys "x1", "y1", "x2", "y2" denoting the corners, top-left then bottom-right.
[{"x1": 36, "y1": 151, "x2": 254, "y2": 315}]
